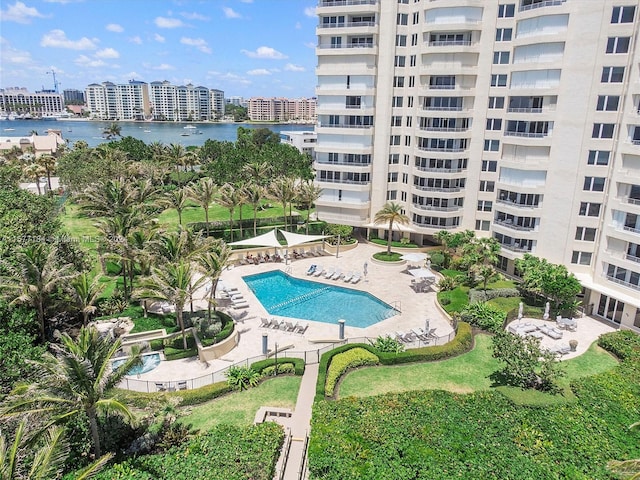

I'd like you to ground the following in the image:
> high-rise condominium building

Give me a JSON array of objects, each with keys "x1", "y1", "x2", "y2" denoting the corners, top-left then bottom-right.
[
  {"x1": 85, "y1": 80, "x2": 150, "y2": 120},
  {"x1": 315, "y1": 0, "x2": 640, "y2": 330},
  {"x1": 63, "y1": 89, "x2": 85, "y2": 105},
  {"x1": 0, "y1": 87, "x2": 64, "y2": 115},
  {"x1": 149, "y1": 81, "x2": 224, "y2": 121},
  {"x1": 247, "y1": 97, "x2": 317, "y2": 122}
]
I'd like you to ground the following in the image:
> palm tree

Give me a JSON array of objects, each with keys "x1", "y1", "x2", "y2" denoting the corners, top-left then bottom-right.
[
  {"x1": 0, "y1": 244, "x2": 76, "y2": 342},
  {"x1": 1, "y1": 327, "x2": 141, "y2": 458},
  {"x1": 268, "y1": 177, "x2": 297, "y2": 232},
  {"x1": 188, "y1": 178, "x2": 217, "y2": 236},
  {"x1": 162, "y1": 187, "x2": 190, "y2": 226},
  {"x1": 22, "y1": 163, "x2": 44, "y2": 195},
  {"x1": 102, "y1": 122, "x2": 122, "y2": 140},
  {"x1": 135, "y1": 261, "x2": 207, "y2": 350},
  {"x1": 218, "y1": 183, "x2": 240, "y2": 242},
  {"x1": 163, "y1": 143, "x2": 190, "y2": 186},
  {"x1": 197, "y1": 241, "x2": 231, "y2": 321},
  {"x1": 608, "y1": 423, "x2": 640, "y2": 479},
  {"x1": 243, "y1": 182, "x2": 265, "y2": 236},
  {"x1": 152, "y1": 227, "x2": 209, "y2": 265},
  {"x1": 70, "y1": 272, "x2": 105, "y2": 326},
  {"x1": 36, "y1": 155, "x2": 56, "y2": 193},
  {"x1": 297, "y1": 181, "x2": 323, "y2": 234},
  {"x1": 242, "y1": 161, "x2": 271, "y2": 186},
  {"x1": 236, "y1": 184, "x2": 248, "y2": 238},
  {"x1": 373, "y1": 202, "x2": 410, "y2": 255}
]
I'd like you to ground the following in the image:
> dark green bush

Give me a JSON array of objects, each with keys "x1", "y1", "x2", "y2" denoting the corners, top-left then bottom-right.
[
  {"x1": 113, "y1": 381, "x2": 232, "y2": 408},
  {"x1": 468, "y1": 287, "x2": 520, "y2": 304},
  {"x1": 251, "y1": 357, "x2": 305, "y2": 376},
  {"x1": 164, "y1": 335, "x2": 197, "y2": 360},
  {"x1": 598, "y1": 330, "x2": 640, "y2": 360},
  {"x1": 460, "y1": 303, "x2": 506, "y2": 334},
  {"x1": 150, "y1": 339, "x2": 164, "y2": 351}
]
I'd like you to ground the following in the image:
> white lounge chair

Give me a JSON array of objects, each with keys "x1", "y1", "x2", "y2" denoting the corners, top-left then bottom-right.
[
  {"x1": 294, "y1": 323, "x2": 309, "y2": 335},
  {"x1": 284, "y1": 321, "x2": 296, "y2": 332},
  {"x1": 306, "y1": 264, "x2": 317, "y2": 275},
  {"x1": 259, "y1": 317, "x2": 270, "y2": 328},
  {"x1": 324, "y1": 267, "x2": 335, "y2": 279},
  {"x1": 331, "y1": 268, "x2": 343, "y2": 280},
  {"x1": 313, "y1": 265, "x2": 324, "y2": 277},
  {"x1": 350, "y1": 273, "x2": 361, "y2": 284},
  {"x1": 342, "y1": 271, "x2": 353, "y2": 282},
  {"x1": 233, "y1": 301, "x2": 249, "y2": 309}
]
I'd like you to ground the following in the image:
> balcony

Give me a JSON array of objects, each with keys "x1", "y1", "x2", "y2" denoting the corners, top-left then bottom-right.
[
  {"x1": 496, "y1": 198, "x2": 541, "y2": 209},
  {"x1": 625, "y1": 253, "x2": 640, "y2": 264},
  {"x1": 413, "y1": 203, "x2": 462, "y2": 212},
  {"x1": 412, "y1": 221, "x2": 459, "y2": 230},
  {"x1": 519, "y1": 0, "x2": 566, "y2": 12},
  {"x1": 318, "y1": 21, "x2": 376, "y2": 28},
  {"x1": 507, "y1": 107, "x2": 543, "y2": 113},
  {"x1": 494, "y1": 219, "x2": 536, "y2": 231},
  {"x1": 318, "y1": 122, "x2": 373, "y2": 129},
  {"x1": 415, "y1": 166, "x2": 465, "y2": 173},
  {"x1": 417, "y1": 145, "x2": 467, "y2": 153},
  {"x1": 317, "y1": 43, "x2": 376, "y2": 49},
  {"x1": 318, "y1": 0, "x2": 376, "y2": 6},
  {"x1": 316, "y1": 177, "x2": 370, "y2": 186},
  {"x1": 604, "y1": 274, "x2": 640, "y2": 291},
  {"x1": 504, "y1": 131, "x2": 548, "y2": 138},
  {"x1": 428, "y1": 40, "x2": 473, "y2": 47},
  {"x1": 413, "y1": 185, "x2": 463, "y2": 193},
  {"x1": 499, "y1": 242, "x2": 534, "y2": 253},
  {"x1": 422, "y1": 106, "x2": 464, "y2": 112},
  {"x1": 419, "y1": 126, "x2": 469, "y2": 133}
]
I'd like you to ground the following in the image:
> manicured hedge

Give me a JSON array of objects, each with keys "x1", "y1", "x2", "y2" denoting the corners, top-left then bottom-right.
[
  {"x1": 251, "y1": 357, "x2": 305, "y2": 376},
  {"x1": 468, "y1": 287, "x2": 520, "y2": 304},
  {"x1": 113, "y1": 381, "x2": 232, "y2": 408},
  {"x1": 598, "y1": 330, "x2": 640, "y2": 360},
  {"x1": 325, "y1": 348, "x2": 379, "y2": 397}
]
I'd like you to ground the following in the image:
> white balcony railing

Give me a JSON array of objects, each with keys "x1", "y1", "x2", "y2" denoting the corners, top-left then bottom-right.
[
  {"x1": 417, "y1": 146, "x2": 467, "y2": 153},
  {"x1": 414, "y1": 185, "x2": 463, "y2": 193},
  {"x1": 318, "y1": 123, "x2": 373, "y2": 129},
  {"x1": 504, "y1": 131, "x2": 548, "y2": 138},
  {"x1": 318, "y1": 21, "x2": 376, "y2": 28},
  {"x1": 496, "y1": 199, "x2": 541, "y2": 209},
  {"x1": 428, "y1": 40, "x2": 473, "y2": 47},
  {"x1": 318, "y1": 0, "x2": 376, "y2": 6},
  {"x1": 422, "y1": 106, "x2": 464, "y2": 111},
  {"x1": 415, "y1": 166, "x2": 465, "y2": 173},
  {"x1": 494, "y1": 219, "x2": 536, "y2": 231},
  {"x1": 413, "y1": 204, "x2": 462, "y2": 212},
  {"x1": 419, "y1": 126, "x2": 468, "y2": 132},
  {"x1": 604, "y1": 274, "x2": 640, "y2": 291},
  {"x1": 519, "y1": 0, "x2": 566, "y2": 12}
]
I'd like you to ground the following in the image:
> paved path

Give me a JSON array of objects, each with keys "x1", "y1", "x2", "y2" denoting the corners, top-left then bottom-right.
[{"x1": 281, "y1": 363, "x2": 318, "y2": 480}]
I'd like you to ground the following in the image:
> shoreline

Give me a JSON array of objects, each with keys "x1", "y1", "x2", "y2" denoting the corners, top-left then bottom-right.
[{"x1": 21, "y1": 118, "x2": 316, "y2": 126}]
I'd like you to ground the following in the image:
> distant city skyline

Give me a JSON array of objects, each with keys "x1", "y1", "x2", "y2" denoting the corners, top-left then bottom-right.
[{"x1": 0, "y1": 0, "x2": 318, "y2": 98}]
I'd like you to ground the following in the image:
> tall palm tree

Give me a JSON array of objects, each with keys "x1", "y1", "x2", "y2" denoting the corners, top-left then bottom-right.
[
  {"x1": 22, "y1": 163, "x2": 44, "y2": 195},
  {"x1": 0, "y1": 244, "x2": 76, "y2": 342},
  {"x1": 163, "y1": 143, "x2": 190, "y2": 186},
  {"x1": 1, "y1": 327, "x2": 141, "y2": 459},
  {"x1": 36, "y1": 155, "x2": 56, "y2": 193},
  {"x1": 102, "y1": 122, "x2": 122, "y2": 140},
  {"x1": 188, "y1": 178, "x2": 217, "y2": 236},
  {"x1": 296, "y1": 181, "x2": 323, "y2": 234},
  {"x1": 162, "y1": 187, "x2": 190, "y2": 226},
  {"x1": 135, "y1": 262, "x2": 207, "y2": 350},
  {"x1": 218, "y1": 183, "x2": 240, "y2": 242},
  {"x1": 152, "y1": 227, "x2": 209, "y2": 265},
  {"x1": 243, "y1": 182, "x2": 265, "y2": 236},
  {"x1": 70, "y1": 272, "x2": 105, "y2": 326},
  {"x1": 236, "y1": 184, "x2": 248, "y2": 238},
  {"x1": 197, "y1": 241, "x2": 231, "y2": 321},
  {"x1": 373, "y1": 202, "x2": 410, "y2": 255},
  {"x1": 242, "y1": 161, "x2": 271, "y2": 186},
  {"x1": 268, "y1": 177, "x2": 297, "y2": 232}
]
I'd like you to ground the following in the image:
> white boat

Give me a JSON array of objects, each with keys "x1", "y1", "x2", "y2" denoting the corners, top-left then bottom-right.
[
  {"x1": 3, "y1": 128, "x2": 15, "y2": 131},
  {"x1": 143, "y1": 129, "x2": 151, "y2": 133},
  {"x1": 184, "y1": 125, "x2": 197, "y2": 129}
]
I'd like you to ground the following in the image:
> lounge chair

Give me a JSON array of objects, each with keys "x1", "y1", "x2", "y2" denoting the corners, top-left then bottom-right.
[
  {"x1": 411, "y1": 327, "x2": 428, "y2": 341},
  {"x1": 324, "y1": 267, "x2": 335, "y2": 279},
  {"x1": 342, "y1": 271, "x2": 353, "y2": 282},
  {"x1": 306, "y1": 264, "x2": 317, "y2": 275},
  {"x1": 230, "y1": 293, "x2": 244, "y2": 301},
  {"x1": 294, "y1": 323, "x2": 309, "y2": 335},
  {"x1": 350, "y1": 273, "x2": 361, "y2": 284},
  {"x1": 271, "y1": 318, "x2": 284, "y2": 329},
  {"x1": 395, "y1": 331, "x2": 412, "y2": 343},
  {"x1": 284, "y1": 321, "x2": 296, "y2": 332},
  {"x1": 259, "y1": 317, "x2": 270, "y2": 328},
  {"x1": 331, "y1": 268, "x2": 343, "y2": 280},
  {"x1": 177, "y1": 381, "x2": 188, "y2": 390},
  {"x1": 540, "y1": 325, "x2": 563, "y2": 339},
  {"x1": 233, "y1": 301, "x2": 249, "y2": 309},
  {"x1": 313, "y1": 265, "x2": 324, "y2": 277}
]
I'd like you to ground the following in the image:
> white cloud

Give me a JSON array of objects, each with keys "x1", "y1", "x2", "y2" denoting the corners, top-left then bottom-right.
[
  {"x1": 180, "y1": 37, "x2": 211, "y2": 54},
  {"x1": 304, "y1": 41, "x2": 315, "y2": 49},
  {"x1": 41, "y1": 30, "x2": 97, "y2": 50},
  {"x1": 0, "y1": 41, "x2": 33, "y2": 64},
  {"x1": 105, "y1": 23, "x2": 123, "y2": 33},
  {"x1": 241, "y1": 46, "x2": 287, "y2": 59},
  {"x1": 247, "y1": 68, "x2": 271, "y2": 76},
  {"x1": 95, "y1": 47, "x2": 119, "y2": 59},
  {"x1": 222, "y1": 7, "x2": 241, "y2": 19},
  {"x1": 0, "y1": 1, "x2": 45, "y2": 24},
  {"x1": 74, "y1": 54, "x2": 105, "y2": 68},
  {"x1": 180, "y1": 11, "x2": 209, "y2": 21},
  {"x1": 154, "y1": 16, "x2": 185, "y2": 28},
  {"x1": 129, "y1": 36, "x2": 142, "y2": 44},
  {"x1": 304, "y1": 7, "x2": 315, "y2": 17},
  {"x1": 284, "y1": 63, "x2": 305, "y2": 72},
  {"x1": 43, "y1": 0, "x2": 83, "y2": 3},
  {"x1": 239, "y1": 0, "x2": 253, "y2": 3},
  {"x1": 154, "y1": 33, "x2": 165, "y2": 43},
  {"x1": 152, "y1": 63, "x2": 174, "y2": 70}
]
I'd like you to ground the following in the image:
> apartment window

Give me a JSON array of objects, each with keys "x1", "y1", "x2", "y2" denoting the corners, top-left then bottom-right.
[
  {"x1": 397, "y1": 13, "x2": 408, "y2": 25},
  {"x1": 395, "y1": 56, "x2": 406, "y2": 67},
  {"x1": 477, "y1": 200, "x2": 493, "y2": 212},
  {"x1": 601, "y1": 66, "x2": 625, "y2": 83},
  {"x1": 482, "y1": 160, "x2": 498, "y2": 172},
  {"x1": 571, "y1": 251, "x2": 593, "y2": 266},
  {"x1": 410, "y1": 55, "x2": 417, "y2": 67},
  {"x1": 476, "y1": 220, "x2": 491, "y2": 231},
  {"x1": 583, "y1": 176, "x2": 606, "y2": 192},
  {"x1": 396, "y1": 35, "x2": 407, "y2": 47},
  {"x1": 491, "y1": 74, "x2": 508, "y2": 87},
  {"x1": 498, "y1": 4, "x2": 515, "y2": 17},
  {"x1": 412, "y1": 12, "x2": 419, "y2": 24},
  {"x1": 405, "y1": 136, "x2": 411, "y2": 146},
  {"x1": 596, "y1": 95, "x2": 620, "y2": 111},
  {"x1": 406, "y1": 116, "x2": 412, "y2": 127},
  {"x1": 592, "y1": 123, "x2": 615, "y2": 139},
  {"x1": 387, "y1": 190, "x2": 397, "y2": 200},
  {"x1": 430, "y1": 76, "x2": 455, "y2": 88},
  {"x1": 389, "y1": 153, "x2": 400, "y2": 164},
  {"x1": 488, "y1": 96, "x2": 505, "y2": 109},
  {"x1": 403, "y1": 154, "x2": 410, "y2": 165},
  {"x1": 408, "y1": 76, "x2": 415, "y2": 87},
  {"x1": 398, "y1": 0, "x2": 408, "y2": 3},
  {"x1": 479, "y1": 180, "x2": 495, "y2": 192},
  {"x1": 391, "y1": 116, "x2": 402, "y2": 127},
  {"x1": 484, "y1": 139, "x2": 500, "y2": 151},
  {"x1": 575, "y1": 227, "x2": 597, "y2": 242},
  {"x1": 611, "y1": 6, "x2": 636, "y2": 23},
  {"x1": 606, "y1": 36, "x2": 630, "y2": 53},
  {"x1": 486, "y1": 118, "x2": 502, "y2": 131},
  {"x1": 402, "y1": 173, "x2": 409, "y2": 183},
  {"x1": 392, "y1": 96, "x2": 404, "y2": 107},
  {"x1": 411, "y1": 33, "x2": 418, "y2": 46},
  {"x1": 493, "y1": 51, "x2": 510, "y2": 64},
  {"x1": 390, "y1": 135, "x2": 401, "y2": 145},
  {"x1": 495, "y1": 28, "x2": 513, "y2": 41},
  {"x1": 587, "y1": 150, "x2": 610, "y2": 165},
  {"x1": 394, "y1": 76, "x2": 405, "y2": 88},
  {"x1": 388, "y1": 172, "x2": 399, "y2": 182},
  {"x1": 401, "y1": 191, "x2": 407, "y2": 201},
  {"x1": 407, "y1": 96, "x2": 414, "y2": 107},
  {"x1": 327, "y1": 152, "x2": 339, "y2": 163},
  {"x1": 579, "y1": 202, "x2": 601, "y2": 216},
  {"x1": 346, "y1": 96, "x2": 361, "y2": 108}
]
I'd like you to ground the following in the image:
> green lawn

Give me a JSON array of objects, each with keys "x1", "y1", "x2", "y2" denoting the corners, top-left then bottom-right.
[
  {"x1": 337, "y1": 335, "x2": 618, "y2": 401},
  {"x1": 178, "y1": 376, "x2": 301, "y2": 431}
]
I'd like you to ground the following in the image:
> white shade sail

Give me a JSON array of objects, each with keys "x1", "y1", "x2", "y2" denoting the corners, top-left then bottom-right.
[
  {"x1": 278, "y1": 229, "x2": 330, "y2": 248},
  {"x1": 227, "y1": 229, "x2": 282, "y2": 248},
  {"x1": 400, "y1": 252, "x2": 428, "y2": 263},
  {"x1": 409, "y1": 268, "x2": 436, "y2": 280}
]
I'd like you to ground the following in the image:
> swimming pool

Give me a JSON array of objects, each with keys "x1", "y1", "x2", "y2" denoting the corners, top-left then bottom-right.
[
  {"x1": 111, "y1": 352, "x2": 161, "y2": 375},
  {"x1": 243, "y1": 270, "x2": 398, "y2": 328}
]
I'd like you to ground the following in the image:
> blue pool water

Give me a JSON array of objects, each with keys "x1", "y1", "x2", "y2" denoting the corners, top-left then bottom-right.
[
  {"x1": 243, "y1": 270, "x2": 398, "y2": 328},
  {"x1": 112, "y1": 352, "x2": 161, "y2": 375}
]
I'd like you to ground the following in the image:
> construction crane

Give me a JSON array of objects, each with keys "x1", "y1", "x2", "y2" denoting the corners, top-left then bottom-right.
[{"x1": 46, "y1": 69, "x2": 60, "y2": 93}]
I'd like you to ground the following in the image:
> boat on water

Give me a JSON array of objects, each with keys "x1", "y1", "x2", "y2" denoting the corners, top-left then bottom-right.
[
  {"x1": 143, "y1": 129, "x2": 151, "y2": 133},
  {"x1": 180, "y1": 132, "x2": 190, "y2": 136},
  {"x1": 3, "y1": 128, "x2": 16, "y2": 131},
  {"x1": 184, "y1": 125, "x2": 197, "y2": 129}
]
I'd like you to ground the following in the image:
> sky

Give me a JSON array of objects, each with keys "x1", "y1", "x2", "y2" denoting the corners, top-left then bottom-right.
[{"x1": 0, "y1": 0, "x2": 319, "y2": 98}]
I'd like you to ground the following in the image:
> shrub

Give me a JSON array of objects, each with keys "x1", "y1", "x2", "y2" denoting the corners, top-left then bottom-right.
[
  {"x1": 468, "y1": 287, "x2": 520, "y2": 304},
  {"x1": 163, "y1": 335, "x2": 197, "y2": 360},
  {"x1": 226, "y1": 366, "x2": 262, "y2": 391},
  {"x1": 262, "y1": 363, "x2": 296, "y2": 376},
  {"x1": 460, "y1": 302, "x2": 507, "y2": 334},
  {"x1": 440, "y1": 297, "x2": 451, "y2": 306},
  {"x1": 598, "y1": 330, "x2": 640, "y2": 360},
  {"x1": 369, "y1": 335, "x2": 405, "y2": 354},
  {"x1": 437, "y1": 276, "x2": 458, "y2": 292},
  {"x1": 113, "y1": 381, "x2": 232, "y2": 408},
  {"x1": 150, "y1": 339, "x2": 164, "y2": 351},
  {"x1": 325, "y1": 347, "x2": 379, "y2": 397},
  {"x1": 251, "y1": 358, "x2": 305, "y2": 376},
  {"x1": 373, "y1": 252, "x2": 403, "y2": 262},
  {"x1": 429, "y1": 251, "x2": 446, "y2": 268}
]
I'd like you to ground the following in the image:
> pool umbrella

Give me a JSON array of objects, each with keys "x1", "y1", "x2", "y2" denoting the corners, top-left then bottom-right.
[
  {"x1": 409, "y1": 268, "x2": 436, "y2": 280},
  {"x1": 543, "y1": 301, "x2": 550, "y2": 320},
  {"x1": 400, "y1": 252, "x2": 428, "y2": 264}
]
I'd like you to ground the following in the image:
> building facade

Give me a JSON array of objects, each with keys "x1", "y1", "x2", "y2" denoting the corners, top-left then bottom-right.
[
  {"x1": 314, "y1": 0, "x2": 640, "y2": 330},
  {"x1": 149, "y1": 81, "x2": 224, "y2": 121},
  {"x1": 280, "y1": 130, "x2": 317, "y2": 160},
  {"x1": 63, "y1": 89, "x2": 85, "y2": 105},
  {"x1": 0, "y1": 87, "x2": 64, "y2": 116},
  {"x1": 85, "y1": 80, "x2": 150, "y2": 120},
  {"x1": 247, "y1": 97, "x2": 317, "y2": 122}
]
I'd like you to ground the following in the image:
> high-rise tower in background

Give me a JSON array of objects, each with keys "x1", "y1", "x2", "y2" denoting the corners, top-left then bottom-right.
[{"x1": 314, "y1": 0, "x2": 640, "y2": 330}]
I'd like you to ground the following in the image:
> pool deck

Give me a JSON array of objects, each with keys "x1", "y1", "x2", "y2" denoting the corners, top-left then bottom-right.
[{"x1": 131, "y1": 242, "x2": 453, "y2": 383}]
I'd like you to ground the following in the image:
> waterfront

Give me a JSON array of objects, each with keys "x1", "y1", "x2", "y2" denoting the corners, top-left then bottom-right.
[{"x1": 0, "y1": 119, "x2": 314, "y2": 148}]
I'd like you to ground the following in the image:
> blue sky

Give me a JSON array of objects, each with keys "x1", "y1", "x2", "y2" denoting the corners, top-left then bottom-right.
[{"x1": 0, "y1": 0, "x2": 318, "y2": 98}]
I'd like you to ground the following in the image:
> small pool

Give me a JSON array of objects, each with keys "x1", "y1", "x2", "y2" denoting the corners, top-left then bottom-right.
[
  {"x1": 111, "y1": 352, "x2": 161, "y2": 375},
  {"x1": 243, "y1": 270, "x2": 398, "y2": 328}
]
